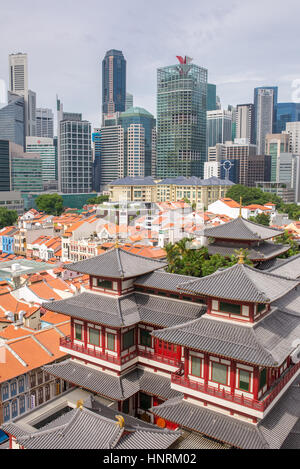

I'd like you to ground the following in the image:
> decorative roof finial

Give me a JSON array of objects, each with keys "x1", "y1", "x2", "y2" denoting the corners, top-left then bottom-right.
[
  {"x1": 115, "y1": 237, "x2": 120, "y2": 249},
  {"x1": 115, "y1": 415, "x2": 125, "y2": 428},
  {"x1": 237, "y1": 250, "x2": 245, "y2": 265},
  {"x1": 239, "y1": 197, "x2": 243, "y2": 218},
  {"x1": 76, "y1": 400, "x2": 84, "y2": 411}
]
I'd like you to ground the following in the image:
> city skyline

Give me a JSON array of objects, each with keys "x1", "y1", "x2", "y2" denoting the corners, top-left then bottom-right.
[{"x1": 0, "y1": 0, "x2": 300, "y2": 131}]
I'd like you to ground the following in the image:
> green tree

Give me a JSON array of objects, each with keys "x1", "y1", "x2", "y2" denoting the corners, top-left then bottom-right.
[
  {"x1": 0, "y1": 208, "x2": 18, "y2": 229},
  {"x1": 226, "y1": 185, "x2": 282, "y2": 208},
  {"x1": 87, "y1": 195, "x2": 109, "y2": 205},
  {"x1": 35, "y1": 194, "x2": 64, "y2": 216},
  {"x1": 274, "y1": 230, "x2": 299, "y2": 258},
  {"x1": 249, "y1": 213, "x2": 271, "y2": 226}
]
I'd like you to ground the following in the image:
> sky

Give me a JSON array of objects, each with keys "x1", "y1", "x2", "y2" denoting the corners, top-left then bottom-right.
[{"x1": 1, "y1": 0, "x2": 300, "y2": 130}]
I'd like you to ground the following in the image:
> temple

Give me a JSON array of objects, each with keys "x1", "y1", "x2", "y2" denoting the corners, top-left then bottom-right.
[
  {"x1": 3, "y1": 242, "x2": 300, "y2": 449},
  {"x1": 202, "y1": 217, "x2": 289, "y2": 267}
]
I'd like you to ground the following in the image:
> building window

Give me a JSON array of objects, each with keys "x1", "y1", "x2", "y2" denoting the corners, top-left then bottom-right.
[
  {"x1": 107, "y1": 333, "x2": 115, "y2": 352},
  {"x1": 97, "y1": 279, "x2": 113, "y2": 290},
  {"x1": 239, "y1": 369, "x2": 251, "y2": 392},
  {"x1": 259, "y1": 369, "x2": 267, "y2": 389},
  {"x1": 140, "y1": 329, "x2": 152, "y2": 347},
  {"x1": 45, "y1": 384, "x2": 50, "y2": 401},
  {"x1": 139, "y1": 392, "x2": 152, "y2": 411},
  {"x1": 211, "y1": 362, "x2": 228, "y2": 385},
  {"x1": 191, "y1": 356, "x2": 201, "y2": 378},
  {"x1": 219, "y1": 302, "x2": 241, "y2": 315},
  {"x1": 10, "y1": 381, "x2": 17, "y2": 397},
  {"x1": 122, "y1": 329, "x2": 135, "y2": 351},
  {"x1": 18, "y1": 377, "x2": 25, "y2": 394},
  {"x1": 89, "y1": 328, "x2": 100, "y2": 346},
  {"x1": 19, "y1": 396, "x2": 25, "y2": 414},
  {"x1": 257, "y1": 304, "x2": 266, "y2": 314},
  {"x1": 75, "y1": 324, "x2": 83, "y2": 341},
  {"x1": 30, "y1": 372, "x2": 36, "y2": 388},
  {"x1": 3, "y1": 404, "x2": 10, "y2": 422},
  {"x1": 2, "y1": 383, "x2": 9, "y2": 401},
  {"x1": 37, "y1": 371, "x2": 43, "y2": 385},
  {"x1": 11, "y1": 400, "x2": 18, "y2": 418},
  {"x1": 38, "y1": 387, "x2": 44, "y2": 405}
]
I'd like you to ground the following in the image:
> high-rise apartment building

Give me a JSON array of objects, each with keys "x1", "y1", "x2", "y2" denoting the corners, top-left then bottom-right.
[
  {"x1": 36, "y1": 108, "x2": 54, "y2": 138},
  {"x1": 26, "y1": 136, "x2": 57, "y2": 189},
  {"x1": 286, "y1": 122, "x2": 300, "y2": 155},
  {"x1": 254, "y1": 86, "x2": 278, "y2": 154},
  {"x1": 265, "y1": 133, "x2": 289, "y2": 181},
  {"x1": 102, "y1": 50, "x2": 126, "y2": 117},
  {"x1": 119, "y1": 106, "x2": 156, "y2": 178},
  {"x1": 276, "y1": 103, "x2": 300, "y2": 133},
  {"x1": 0, "y1": 92, "x2": 25, "y2": 148},
  {"x1": 157, "y1": 56, "x2": 207, "y2": 178},
  {"x1": 236, "y1": 104, "x2": 255, "y2": 144},
  {"x1": 207, "y1": 110, "x2": 232, "y2": 148}
]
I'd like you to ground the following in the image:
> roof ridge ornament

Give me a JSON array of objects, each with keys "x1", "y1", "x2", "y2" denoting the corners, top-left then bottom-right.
[{"x1": 237, "y1": 250, "x2": 245, "y2": 264}]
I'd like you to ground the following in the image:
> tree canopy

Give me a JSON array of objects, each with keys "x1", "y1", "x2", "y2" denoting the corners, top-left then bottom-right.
[
  {"x1": 35, "y1": 194, "x2": 64, "y2": 216},
  {"x1": 274, "y1": 230, "x2": 299, "y2": 258},
  {"x1": 0, "y1": 208, "x2": 18, "y2": 229},
  {"x1": 164, "y1": 238, "x2": 252, "y2": 278},
  {"x1": 249, "y1": 213, "x2": 271, "y2": 226},
  {"x1": 87, "y1": 195, "x2": 109, "y2": 205}
]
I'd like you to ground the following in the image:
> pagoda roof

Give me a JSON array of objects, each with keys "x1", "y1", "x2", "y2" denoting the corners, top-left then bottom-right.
[
  {"x1": 177, "y1": 263, "x2": 299, "y2": 304},
  {"x1": 207, "y1": 241, "x2": 290, "y2": 262},
  {"x1": 43, "y1": 359, "x2": 181, "y2": 401},
  {"x1": 150, "y1": 374, "x2": 300, "y2": 449},
  {"x1": 134, "y1": 270, "x2": 197, "y2": 294},
  {"x1": 3, "y1": 397, "x2": 181, "y2": 450},
  {"x1": 43, "y1": 292, "x2": 205, "y2": 328},
  {"x1": 268, "y1": 253, "x2": 300, "y2": 279},
  {"x1": 65, "y1": 247, "x2": 167, "y2": 279},
  {"x1": 152, "y1": 306, "x2": 300, "y2": 367},
  {"x1": 204, "y1": 217, "x2": 284, "y2": 241}
]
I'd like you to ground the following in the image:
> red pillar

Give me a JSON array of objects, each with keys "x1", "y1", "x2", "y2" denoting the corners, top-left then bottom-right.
[
  {"x1": 230, "y1": 361, "x2": 236, "y2": 395},
  {"x1": 204, "y1": 353, "x2": 209, "y2": 387},
  {"x1": 116, "y1": 330, "x2": 121, "y2": 357},
  {"x1": 253, "y1": 367, "x2": 259, "y2": 400},
  {"x1": 83, "y1": 322, "x2": 88, "y2": 348},
  {"x1": 184, "y1": 348, "x2": 189, "y2": 379},
  {"x1": 101, "y1": 327, "x2": 105, "y2": 352},
  {"x1": 70, "y1": 318, "x2": 74, "y2": 342}
]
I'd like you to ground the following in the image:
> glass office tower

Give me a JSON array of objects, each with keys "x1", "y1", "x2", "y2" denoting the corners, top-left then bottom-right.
[
  {"x1": 0, "y1": 139, "x2": 11, "y2": 191},
  {"x1": 102, "y1": 50, "x2": 126, "y2": 116},
  {"x1": 254, "y1": 86, "x2": 278, "y2": 154},
  {"x1": 0, "y1": 92, "x2": 25, "y2": 148},
  {"x1": 157, "y1": 58, "x2": 207, "y2": 178},
  {"x1": 276, "y1": 103, "x2": 300, "y2": 133}
]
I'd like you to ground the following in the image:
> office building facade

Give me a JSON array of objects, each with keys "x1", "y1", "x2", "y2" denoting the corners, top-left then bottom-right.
[
  {"x1": 276, "y1": 103, "x2": 300, "y2": 133},
  {"x1": 26, "y1": 136, "x2": 57, "y2": 189},
  {"x1": 0, "y1": 92, "x2": 25, "y2": 148},
  {"x1": 36, "y1": 108, "x2": 54, "y2": 138},
  {"x1": 207, "y1": 83, "x2": 217, "y2": 111},
  {"x1": 254, "y1": 87, "x2": 278, "y2": 155},
  {"x1": 157, "y1": 57, "x2": 207, "y2": 179},
  {"x1": 265, "y1": 133, "x2": 289, "y2": 181},
  {"x1": 102, "y1": 50, "x2": 126, "y2": 116},
  {"x1": 0, "y1": 139, "x2": 11, "y2": 191},
  {"x1": 225, "y1": 139, "x2": 257, "y2": 186},
  {"x1": 119, "y1": 106, "x2": 156, "y2": 178},
  {"x1": 11, "y1": 147, "x2": 43, "y2": 193},
  {"x1": 236, "y1": 104, "x2": 255, "y2": 144},
  {"x1": 98, "y1": 117, "x2": 124, "y2": 191},
  {"x1": 125, "y1": 93, "x2": 133, "y2": 111},
  {"x1": 207, "y1": 110, "x2": 232, "y2": 148},
  {"x1": 286, "y1": 122, "x2": 300, "y2": 155}
]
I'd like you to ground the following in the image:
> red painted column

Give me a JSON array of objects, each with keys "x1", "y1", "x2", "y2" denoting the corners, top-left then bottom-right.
[
  {"x1": 101, "y1": 327, "x2": 105, "y2": 352},
  {"x1": 84, "y1": 322, "x2": 88, "y2": 348},
  {"x1": 249, "y1": 304, "x2": 254, "y2": 323},
  {"x1": 184, "y1": 348, "x2": 189, "y2": 379},
  {"x1": 70, "y1": 318, "x2": 74, "y2": 342},
  {"x1": 204, "y1": 353, "x2": 209, "y2": 388},
  {"x1": 230, "y1": 360, "x2": 236, "y2": 395},
  {"x1": 253, "y1": 367, "x2": 259, "y2": 400},
  {"x1": 116, "y1": 330, "x2": 121, "y2": 357}
]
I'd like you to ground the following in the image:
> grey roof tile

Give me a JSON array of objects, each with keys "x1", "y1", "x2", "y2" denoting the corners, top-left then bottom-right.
[
  {"x1": 207, "y1": 241, "x2": 289, "y2": 262},
  {"x1": 152, "y1": 308, "x2": 300, "y2": 366},
  {"x1": 66, "y1": 247, "x2": 167, "y2": 279},
  {"x1": 135, "y1": 270, "x2": 197, "y2": 293},
  {"x1": 267, "y1": 253, "x2": 300, "y2": 279},
  {"x1": 204, "y1": 217, "x2": 284, "y2": 241},
  {"x1": 178, "y1": 263, "x2": 299, "y2": 303}
]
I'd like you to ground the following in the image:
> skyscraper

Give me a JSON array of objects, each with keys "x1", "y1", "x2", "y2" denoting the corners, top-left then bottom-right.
[
  {"x1": 98, "y1": 116, "x2": 124, "y2": 191},
  {"x1": 10, "y1": 144, "x2": 43, "y2": 193},
  {"x1": 207, "y1": 84, "x2": 217, "y2": 111},
  {"x1": 8, "y1": 53, "x2": 36, "y2": 137},
  {"x1": 102, "y1": 50, "x2": 126, "y2": 117},
  {"x1": 265, "y1": 133, "x2": 290, "y2": 181},
  {"x1": 236, "y1": 104, "x2": 255, "y2": 144},
  {"x1": 286, "y1": 122, "x2": 300, "y2": 154},
  {"x1": 0, "y1": 92, "x2": 25, "y2": 148},
  {"x1": 119, "y1": 106, "x2": 156, "y2": 178},
  {"x1": 157, "y1": 56, "x2": 207, "y2": 178},
  {"x1": 26, "y1": 136, "x2": 57, "y2": 189},
  {"x1": 276, "y1": 103, "x2": 300, "y2": 133},
  {"x1": 57, "y1": 97, "x2": 92, "y2": 194},
  {"x1": 125, "y1": 93, "x2": 133, "y2": 111},
  {"x1": 36, "y1": 108, "x2": 54, "y2": 138},
  {"x1": 207, "y1": 110, "x2": 232, "y2": 148},
  {"x1": 254, "y1": 86, "x2": 278, "y2": 154},
  {"x1": 0, "y1": 139, "x2": 11, "y2": 191}
]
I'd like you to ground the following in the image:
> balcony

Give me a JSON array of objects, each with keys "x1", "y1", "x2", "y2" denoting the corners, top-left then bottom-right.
[
  {"x1": 138, "y1": 348, "x2": 182, "y2": 368},
  {"x1": 60, "y1": 336, "x2": 137, "y2": 366},
  {"x1": 171, "y1": 362, "x2": 300, "y2": 412}
]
